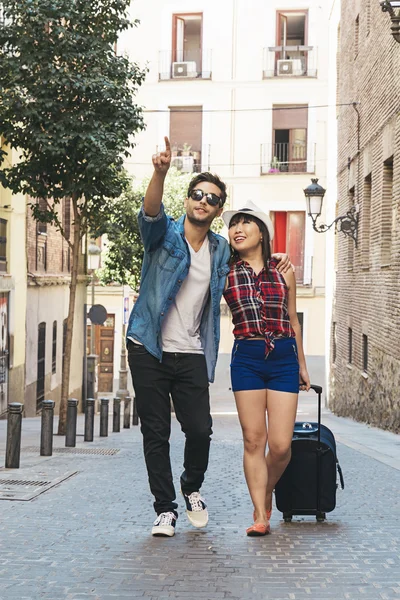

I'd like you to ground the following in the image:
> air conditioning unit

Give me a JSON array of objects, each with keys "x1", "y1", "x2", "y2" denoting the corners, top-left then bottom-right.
[
  {"x1": 171, "y1": 156, "x2": 194, "y2": 173},
  {"x1": 172, "y1": 61, "x2": 197, "y2": 78},
  {"x1": 277, "y1": 59, "x2": 303, "y2": 76}
]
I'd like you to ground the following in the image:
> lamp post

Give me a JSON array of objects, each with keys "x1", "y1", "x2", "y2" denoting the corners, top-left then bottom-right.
[
  {"x1": 87, "y1": 241, "x2": 101, "y2": 400},
  {"x1": 88, "y1": 242, "x2": 101, "y2": 353},
  {"x1": 380, "y1": 1, "x2": 400, "y2": 43},
  {"x1": 116, "y1": 286, "x2": 130, "y2": 399},
  {"x1": 304, "y1": 178, "x2": 359, "y2": 246}
]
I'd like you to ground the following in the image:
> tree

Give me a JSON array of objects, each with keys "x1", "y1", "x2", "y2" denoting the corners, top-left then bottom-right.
[
  {"x1": 0, "y1": 0, "x2": 147, "y2": 433},
  {"x1": 97, "y1": 168, "x2": 224, "y2": 290}
]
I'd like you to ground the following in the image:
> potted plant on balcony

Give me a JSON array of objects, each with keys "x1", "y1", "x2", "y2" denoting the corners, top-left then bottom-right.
[{"x1": 268, "y1": 156, "x2": 281, "y2": 173}]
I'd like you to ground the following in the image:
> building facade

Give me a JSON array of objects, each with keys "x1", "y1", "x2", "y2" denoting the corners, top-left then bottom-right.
[
  {"x1": 24, "y1": 198, "x2": 86, "y2": 417},
  {"x1": 0, "y1": 145, "x2": 27, "y2": 417},
  {"x1": 0, "y1": 139, "x2": 86, "y2": 417},
  {"x1": 117, "y1": 0, "x2": 333, "y2": 364},
  {"x1": 331, "y1": 0, "x2": 400, "y2": 431}
]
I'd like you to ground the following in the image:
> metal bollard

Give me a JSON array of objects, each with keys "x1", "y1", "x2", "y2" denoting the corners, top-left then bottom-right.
[
  {"x1": 132, "y1": 396, "x2": 139, "y2": 426},
  {"x1": 40, "y1": 400, "x2": 55, "y2": 457},
  {"x1": 113, "y1": 397, "x2": 121, "y2": 432},
  {"x1": 123, "y1": 396, "x2": 131, "y2": 429},
  {"x1": 65, "y1": 398, "x2": 78, "y2": 447},
  {"x1": 5, "y1": 402, "x2": 24, "y2": 468},
  {"x1": 99, "y1": 398, "x2": 109, "y2": 437},
  {"x1": 84, "y1": 398, "x2": 95, "y2": 442}
]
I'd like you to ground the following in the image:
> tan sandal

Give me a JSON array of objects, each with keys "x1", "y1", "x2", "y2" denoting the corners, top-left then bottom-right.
[{"x1": 246, "y1": 522, "x2": 271, "y2": 536}]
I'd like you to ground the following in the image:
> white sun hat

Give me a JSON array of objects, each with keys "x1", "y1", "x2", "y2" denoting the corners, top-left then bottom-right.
[{"x1": 222, "y1": 200, "x2": 274, "y2": 241}]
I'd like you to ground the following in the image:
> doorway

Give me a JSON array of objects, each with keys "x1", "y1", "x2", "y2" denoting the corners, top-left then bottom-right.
[{"x1": 87, "y1": 314, "x2": 115, "y2": 393}]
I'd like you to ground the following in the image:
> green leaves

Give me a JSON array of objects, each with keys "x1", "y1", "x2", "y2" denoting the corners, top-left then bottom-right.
[{"x1": 0, "y1": 0, "x2": 147, "y2": 217}]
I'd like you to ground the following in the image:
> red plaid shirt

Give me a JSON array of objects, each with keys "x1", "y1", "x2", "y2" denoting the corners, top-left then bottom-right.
[{"x1": 223, "y1": 258, "x2": 295, "y2": 356}]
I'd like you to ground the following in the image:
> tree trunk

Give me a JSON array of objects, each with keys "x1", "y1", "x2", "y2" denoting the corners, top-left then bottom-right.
[{"x1": 58, "y1": 195, "x2": 81, "y2": 435}]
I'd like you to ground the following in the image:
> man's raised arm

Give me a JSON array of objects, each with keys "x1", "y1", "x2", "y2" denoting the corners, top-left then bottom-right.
[{"x1": 143, "y1": 136, "x2": 171, "y2": 217}]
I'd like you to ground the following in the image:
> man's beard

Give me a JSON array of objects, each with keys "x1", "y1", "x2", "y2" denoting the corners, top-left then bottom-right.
[{"x1": 186, "y1": 208, "x2": 214, "y2": 228}]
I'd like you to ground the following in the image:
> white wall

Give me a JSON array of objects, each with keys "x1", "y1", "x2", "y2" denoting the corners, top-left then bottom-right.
[{"x1": 116, "y1": 0, "x2": 332, "y2": 357}]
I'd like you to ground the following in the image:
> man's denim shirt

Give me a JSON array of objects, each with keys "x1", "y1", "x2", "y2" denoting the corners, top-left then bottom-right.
[{"x1": 126, "y1": 203, "x2": 231, "y2": 382}]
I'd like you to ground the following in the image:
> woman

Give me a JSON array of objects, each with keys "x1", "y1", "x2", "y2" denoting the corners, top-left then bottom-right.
[{"x1": 222, "y1": 202, "x2": 310, "y2": 536}]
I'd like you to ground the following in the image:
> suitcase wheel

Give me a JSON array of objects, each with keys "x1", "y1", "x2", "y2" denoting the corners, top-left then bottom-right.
[
  {"x1": 316, "y1": 512, "x2": 326, "y2": 522},
  {"x1": 283, "y1": 512, "x2": 292, "y2": 523}
]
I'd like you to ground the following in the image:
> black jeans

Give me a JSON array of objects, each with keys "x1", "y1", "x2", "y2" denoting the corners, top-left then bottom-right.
[{"x1": 127, "y1": 341, "x2": 213, "y2": 515}]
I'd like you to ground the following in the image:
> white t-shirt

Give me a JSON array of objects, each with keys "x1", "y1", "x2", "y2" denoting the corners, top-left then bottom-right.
[{"x1": 161, "y1": 237, "x2": 211, "y2": 353}]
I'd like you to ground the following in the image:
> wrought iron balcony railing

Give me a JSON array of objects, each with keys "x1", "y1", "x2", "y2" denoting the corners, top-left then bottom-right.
[
  {"x1": 159, "y1": 49, "x2": 212, "y2": 81},
  {"x1": 263, "y1": 46, "x2": 317, "y2": 78}
]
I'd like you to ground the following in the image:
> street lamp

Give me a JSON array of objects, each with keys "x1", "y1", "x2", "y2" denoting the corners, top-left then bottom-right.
[
  {"x1": 380, "y1": 1, "x2": 400, "y2": 43},
  {"x1": 304, "y1": 178, "x2": 360, "y2": 246}
]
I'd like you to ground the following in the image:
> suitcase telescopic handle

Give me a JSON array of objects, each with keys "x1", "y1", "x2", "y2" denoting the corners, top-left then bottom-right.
[
  {"x1": 306, "y1": 384, "x2": 323, "y2": 440},
  {"x1": 310, "y1": 384, "x2": 323, "y2": 395}
]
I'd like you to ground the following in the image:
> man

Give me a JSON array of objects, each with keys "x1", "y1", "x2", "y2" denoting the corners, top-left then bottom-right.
[{"x1": 127, "y1": 136, "x2": 289, "y2": 537}]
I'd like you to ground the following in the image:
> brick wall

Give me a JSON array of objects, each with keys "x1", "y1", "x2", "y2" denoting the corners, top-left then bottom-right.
[
  {"x1": 26, "y1": 198, "x2": 72, "y2": 274},
  {"x1": 331, "y1": 0, "x2": 400, "y2": 432}
]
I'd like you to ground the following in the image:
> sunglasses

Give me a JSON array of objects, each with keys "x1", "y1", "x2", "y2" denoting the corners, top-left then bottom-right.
[{"x1": 189, "y1": 189, "x2": 222, "y2": 207}]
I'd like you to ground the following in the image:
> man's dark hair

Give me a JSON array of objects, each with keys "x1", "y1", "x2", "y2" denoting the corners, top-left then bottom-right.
[{"x1": 187, "y1": 172, "x2": 227, "y2": 206}]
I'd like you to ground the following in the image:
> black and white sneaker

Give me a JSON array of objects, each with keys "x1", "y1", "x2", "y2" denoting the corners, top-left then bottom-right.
[
  {"x1": 151, "y1": 512, "x2": 177, "y2": 537},
  {"x1": 182, "y1": 491, "x2": 208, "y2": 528}
]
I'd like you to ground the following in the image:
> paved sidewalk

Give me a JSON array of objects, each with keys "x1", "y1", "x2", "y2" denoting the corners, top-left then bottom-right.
[{"x1": 0, "y1": 360, "x2": 399, "y2": 599}]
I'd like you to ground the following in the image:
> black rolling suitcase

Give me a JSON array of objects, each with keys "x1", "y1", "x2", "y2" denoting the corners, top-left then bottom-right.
[{"x1": 275, "y1": 384, "x2": 344, "y2": 522}]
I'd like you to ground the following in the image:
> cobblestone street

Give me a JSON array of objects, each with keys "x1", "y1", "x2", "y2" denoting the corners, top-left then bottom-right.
[{"x1": 0, "y1": 360, "x2": 399, "y2": 600}]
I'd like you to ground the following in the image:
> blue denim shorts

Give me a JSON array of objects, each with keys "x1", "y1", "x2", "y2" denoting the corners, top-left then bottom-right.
[{"x1": 230, "y1": 338, "x2": 300, "y2": 393}]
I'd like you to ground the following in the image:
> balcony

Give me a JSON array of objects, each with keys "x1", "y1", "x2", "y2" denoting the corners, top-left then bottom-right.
[
  {"x1": 159, "y1": 50, "x2": 212, "y2": 81},
  {"x1": 263, "y1": 46, "x2": 317, "y2": 78},
  {"x1": 170, "y1": 145, "x2": 211, "y2": 174},
  {"x1": 260, "y1": 143, "x2": 316, "y2": 175}
]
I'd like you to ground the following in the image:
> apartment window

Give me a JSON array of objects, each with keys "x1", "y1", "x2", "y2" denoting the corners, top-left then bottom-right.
[
  {"x1": 348, "y1": 328, "x2": 353, "y2": 364},
  {"x1": 272, "y1": 211, "x2": 305, "y2": 283},
  {"x1": 159, "y1": 13, "x2": 211, "y2": 81},
  {"x1": 169, "y1": 106, "x2": 203, "y2": 174},
  {"x1": 277, "y1": 11, "x2": 307, "y2": 55},
  {"x1": 173, "y1": 14, "x2": 202, "y2": 75},
  {"x1": 363, "y1": 334, "x2": 368, "y2": 373},
  {"x1": 52, "y1": 321, "x2": 57, "y2": 374},
  {"x1": 272, "y1": 105, "x2": 308, "y2": 173},
  {"x1": 332, "y1": 322, "x2": 337, "y2": 364},
  {"x1": 381, "y1": 156, "x2": 393, "y2": 265},
  {"x1": 37, "y1": 197, "x2": 47, "y2": 234},
  {"x1": 276, "y1": 11, "x2": 311, "y2": 75},
  {"x1": 355, "y1": 15, "x2": 360, "y2": 58},
  {"x1": 0, "y1": 218, "x2": 7, "y2": 272},
  {"x1": 37, "y1": 322, "x2": 46, "y2": 410},
  {"x1": 361, "y1": 174, "x2": 372, "y2": 267},
  {"x1": 36, "y1": 197, "x2": 47, "y2": 271},
  {"x1": 62, "y1": 318, "x2": 67, "y2": 371},
  {"x1": 348, "y1": 187, "x2": 355, "y2": 269}
]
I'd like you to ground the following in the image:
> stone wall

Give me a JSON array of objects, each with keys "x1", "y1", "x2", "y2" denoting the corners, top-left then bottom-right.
[{"x1": 331, "y1": 0, "x2": 400, "y2": 432}]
